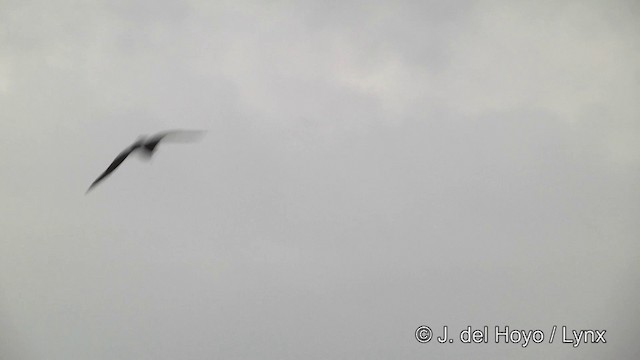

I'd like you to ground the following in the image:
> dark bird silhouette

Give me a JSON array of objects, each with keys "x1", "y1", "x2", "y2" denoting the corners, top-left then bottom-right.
[{"x1": 87, "y1": 130, "x2": 204, "y2": 193}]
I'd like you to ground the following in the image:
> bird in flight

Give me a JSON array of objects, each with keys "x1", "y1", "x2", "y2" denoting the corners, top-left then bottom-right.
[{"x1": 87, "y1": 130, "x2": 204, "y2": 193}]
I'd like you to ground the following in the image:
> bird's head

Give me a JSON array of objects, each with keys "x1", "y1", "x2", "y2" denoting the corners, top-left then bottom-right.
[{"x1": 134, "y1": 136, "x2": 146, "y2": 145}]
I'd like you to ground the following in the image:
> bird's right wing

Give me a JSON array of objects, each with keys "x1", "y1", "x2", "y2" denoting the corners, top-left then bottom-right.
[
  {"x1": 143, "y1": 130, "x2": 206, "y2": 152},
  {"x1": 156, "y1": 130, "x2": 206, "y2": 143},
  {"x1": 86, "y1": 147, "x2": 135, "y2": 192}
]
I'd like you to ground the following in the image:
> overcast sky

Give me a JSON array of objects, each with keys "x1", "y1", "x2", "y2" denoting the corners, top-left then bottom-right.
[{"x1": 1, "y1": 0, "x2": 639, "y2": 359}]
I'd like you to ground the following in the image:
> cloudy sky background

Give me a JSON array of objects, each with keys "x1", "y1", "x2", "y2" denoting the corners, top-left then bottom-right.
[{"x1": 1, "y1": 0, "x2": 639, "y2": 358}]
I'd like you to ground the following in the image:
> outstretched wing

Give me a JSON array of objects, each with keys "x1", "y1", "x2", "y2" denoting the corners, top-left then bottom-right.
[
  {"x1": 144, "y1": 130, "x2": 206, "y2": 152},
  {"x1": 86, "y1": 146, "x2": 137, "y2": 192}
]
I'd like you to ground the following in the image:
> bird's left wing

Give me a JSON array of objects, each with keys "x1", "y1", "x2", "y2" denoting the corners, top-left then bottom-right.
[{"x1": 86, "y1": 146, "x2": 136, "y2": 193}]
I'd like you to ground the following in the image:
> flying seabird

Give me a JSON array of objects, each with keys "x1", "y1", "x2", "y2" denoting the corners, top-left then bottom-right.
[{"x1": 87, "y1": 130, "x2": 204, "y2": 193}]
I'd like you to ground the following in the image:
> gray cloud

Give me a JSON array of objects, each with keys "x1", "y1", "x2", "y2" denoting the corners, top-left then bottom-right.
[{"x1": 1, "y1": 0, "x2": 639, "y2": 359}]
